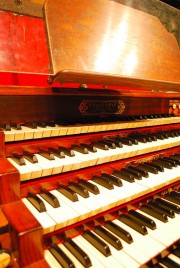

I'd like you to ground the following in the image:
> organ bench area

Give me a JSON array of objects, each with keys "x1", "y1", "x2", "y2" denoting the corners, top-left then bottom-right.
[
  {"x1": 0, "y1": 86, "x2": 179, "y2": 268},
  {"x1": 0, "y1": 0, "x2": 180, "y2": 267}
]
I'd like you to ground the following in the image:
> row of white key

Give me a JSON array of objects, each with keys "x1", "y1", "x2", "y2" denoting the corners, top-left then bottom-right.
[
  {"x1": 4, "y1": 117, "x2": 180, "y2": 142},
  {"x1": 7, "y1": 135, "x2": 180, "y2": 181},
  {"x1": 45, "y1": 206, "x2": 180, "y2": 268},
  {"x1": 22, "y1": 164, "x2": 180, "y2": 234}
]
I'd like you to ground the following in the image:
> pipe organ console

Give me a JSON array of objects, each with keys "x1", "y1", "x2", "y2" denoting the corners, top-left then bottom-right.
[{"x1": 0, "y1": 0, "x2": 180, "y2": 267}]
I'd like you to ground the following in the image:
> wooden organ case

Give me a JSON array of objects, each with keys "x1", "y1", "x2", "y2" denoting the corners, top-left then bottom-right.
[{"x1": 0, "y1": 0, "x2": 180, "y2": 267}]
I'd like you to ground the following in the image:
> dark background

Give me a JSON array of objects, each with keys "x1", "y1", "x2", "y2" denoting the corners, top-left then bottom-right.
[{"x1": 160, "y1": 0, "x2": 180, "y2": 9}]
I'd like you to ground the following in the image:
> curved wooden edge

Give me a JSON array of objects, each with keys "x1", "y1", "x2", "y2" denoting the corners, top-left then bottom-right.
[
  {"x1": 0, "y1": 85, "x2": 180, "y2": 98},
  {"x1": 2, "y1": 200, "x2": 46, "y2": 267},
  {"x1": 50, "y1": 71, "x2": 180, "y2": 92}
]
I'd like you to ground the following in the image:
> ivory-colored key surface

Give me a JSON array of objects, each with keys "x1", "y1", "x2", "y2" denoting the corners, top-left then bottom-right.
[{"x1": 22, "y1": 198, "x2": 56, "y2": 234}]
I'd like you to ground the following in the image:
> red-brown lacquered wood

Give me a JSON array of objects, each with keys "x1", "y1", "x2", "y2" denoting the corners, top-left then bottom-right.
[
  {"x1": 0, "y1": 158, "x2": 20, "y2": 204},
  {"x1": 44, "y1": 0, "x2": 180, "y2": 91},
  {"x1": 0, "y1": 129, "x2": 5, "y2": 158},
  {"x1": 0, "y1": 207, "x2": 11, "y2": 249},
  {"x1": 1, "y1": 86, "x2": 179, "y2": 124},
  {"x1": 2, "y1": 200, "x2": 45, "y2": 268},
  {"x1": 24, "y1": 259, "x2": 50, "y2": 268},
  {"x1": 0, "y1": 86, "x2": 180, "y2": 98}
]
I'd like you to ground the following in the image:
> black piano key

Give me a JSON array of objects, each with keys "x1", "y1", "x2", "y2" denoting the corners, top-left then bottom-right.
[
  {"x1": 92, "y1": 176, "x2": 114, "y2": 189},
  {"x1": 155, "y1": 133, "x2": 165, "y2": 140},
  {"x1": 168, "y1": 156, "x2": 180, "y2": 165},
  {"x1": 161, "y1": 157, "x2": 177, "y2": 167},
  {"x1": 164, "y1": 193, "x2": 180, "y2": 205},
  {"x1": 131, "y1": 138, "x2": 139, "y2": 145},
  {"x1": 155, "y1": 198, "x2": 180, "y2": 214},
  {"x1": 49, "y1": 244, "x2": 75, "y2": 268},
  {"x1": 40, "y1": 188, "x2": 60, "y2": 208},
  {"x1": 49, "y1": 148, "x2": 65, "y2": 158},
  {"x1": 82, "y1": 230, "x2": 111, "y2": 257},
  {"x1": 10, "y1": 123, "x2": 22, "y2": 130},
  {"x1": 68, "y1": 182, "x2": 89, "y2": 198},
  {"x1": 104, "y1": 220, "x2": 133, "y2": 244},
  {"x1": 64, "y1": 238, "x2": 92, "y2": 268},
  {"x1": 58, "y1": 146, "x2": 75, "y2": 157},
  {"x1": 138, "y1": 163, "x2": 158, "y2": 174},
  {"x1": 38, "y1": 148, "x2": 55, "y2": 160},
  {"x1": 173, "y1": 248, "x2": 180, "y2": 258},
  {"x1": 119, "y1": 214, "x2": 148, "y2": 235},
  {"x1": 25, "y1": 122, "x2": 37, "y2": 129},
  {"x1": 108, "y1": 139, "x2": 123, "y2": 148},
  {"x1": 130, "y1": 134, "x2": 147, "y2": 143},
  {"x1": 78, "y1": 179, "x2": 100, "y2": 195},
  {"x1": 92, "y1": 142, "x2": 109, "y2": 150},
  {"x1": 128, "y1": 210, "x2": 156, "y2": 230},
  {"x1": 57, "y1": 185, "x2": 78, "y2": 202},
  {"x1": 23, "y1": 151, "x2": 38, "y2": 163},
  {"x1": 0, "y1": 123, "x2": 11, "y2": 131},
  {"x1": 122, "y1": 169, "x2": 142, "y2": 180},
  {"x1": 37, "y1": 121, "x2": 46, "y2": 128},
  {"x1": 161, "y1": 257, "x2": 180, "y2": 268},
  {"x1": 152, "y1": 159, "x2": 172, "y2": 169},
  {"x1": 112, "y1": 170, "x2": 134, "y2": 183},
  {"x1": 145, "y1": 162, "x2": 164, "y2": 172},
  {"x1": 171, "y1": 154, "x2": 180, "y2": 161},
  {"x1": 139, "y1": 204, "x2": 168, "y2": 222},
  {"x1": 80, "y1": 143, "x2": 97, "y2": 153},
  {"x1": 11, "y1": 153, "x2": 25, "y2": 166},
  {"x1": 101, "y1": 140, "x2": 116, "y2": 149},
  {"x1": 101, "y1": 173, "x2": 123, "y2": 187},
  {"x1": 47, "y1": 120, "x2": 56, "y2": 127},
  {"x1": 148, "y1": 135, "x2": 157, "y2": 141},
  {"x1": 147, "y1": 201, "x2": 175, "y2": 218},
  {"x1": 71, "y1": 145, "x2": 89, "y2": 154},
  {"x1": 170, "y1": 191, "x2": 180, "y2": 200},
  {"x1": 127, "y1": 166, "x2": 149, "y2": 178},
  {"x1": 93, "y1": 225, "x2": 122, "y2": 250},
  {"x1": 116, "y1": 138, "x2": 132, "y2": 146},
  {"x1": 27, "y1": 192, "x2": 46, "y2": 212}
]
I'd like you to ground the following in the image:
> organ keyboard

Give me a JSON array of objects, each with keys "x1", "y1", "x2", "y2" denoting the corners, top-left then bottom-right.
[{"x1": 0, "y1": 0, "x2": 180, "y2": 267}]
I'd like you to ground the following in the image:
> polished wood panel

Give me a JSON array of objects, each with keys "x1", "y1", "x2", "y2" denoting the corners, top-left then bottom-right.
[
  {"x1": 44, "y1": 0, "x2": 180, "y2": 90},
  {"x1": 2, "y1": 201, "x2": 46, "y2": 267}
]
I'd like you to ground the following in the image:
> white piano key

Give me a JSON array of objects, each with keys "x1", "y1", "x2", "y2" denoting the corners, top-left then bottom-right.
[
  {"x1": 72, "y1": 237, "x2": 106, "y2": 268},
  {"x1": 7, "y1": 158, "x2": 31, "y2": 181},
  {"x1": 19, "y1": 126, "x2": 34, "y2": 140},
  {"x1": 58, "y1": 243, "x2": 85, "y2": 268},
  {"x1": 74, "y1": 235, "x2": 123, "y2": 268},
  {"x1": 44, "y1": 249, "x2": 63, "y2": 268},
  {"x1": 113, "y1": 219, "x2": 165, "y2": 258},
  {"x1": 168, "y1": 253, "x2": 180, "y2": 265},
  {"x1": 137, "y1": 210, "x2": 180, "y2": 246},
  {"x1": 51, "y1": 190, "x2": 92, "y2": 221},
  {"x1": 36, "y1": 127, "x2": 52, "y2": 138},
  {"x1": 72, "y1": 150, "x2": 97, "y2": 168},
  {"x1": 37, "y1": 194, "x2": 80, "y2": 229},
  {"x1": 91, "y1": 230, "x2": 140, "y2": 268},
  {"x1": 104, "y1": 224, "x2": 149, "y2": 265},
  {"x1": 95, "y1": 148, "x2": 114, "y2": 165},
  {"x1": 34, "y1": 154, "x2": 63, "y2": 176},
  {"x1": 22, "y1": 198, "x2": 56, "y2": 234},
  {"x1": 54, "y1": 153, "x2": 82, "y2": 172}
]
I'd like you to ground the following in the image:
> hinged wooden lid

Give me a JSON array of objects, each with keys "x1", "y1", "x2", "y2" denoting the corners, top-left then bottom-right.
[{"x1": 44, "y1": 0, "x2": 180, "y2": 91}]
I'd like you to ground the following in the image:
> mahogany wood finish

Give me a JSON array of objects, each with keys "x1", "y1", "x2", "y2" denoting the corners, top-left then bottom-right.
[
  {"x1": 44, "y1": 0, "x2": 180, "y2": 90},
  {"x1": 0, "y1": 86, "x2": 179, "y2": 124},
  {"x1": 2, "y1": 201, "x2": 46, "y2": 268}
]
